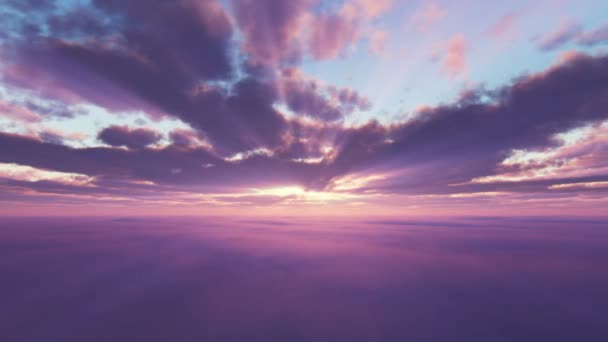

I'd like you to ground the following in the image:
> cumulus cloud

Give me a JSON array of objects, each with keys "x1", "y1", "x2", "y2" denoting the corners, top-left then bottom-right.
[
  {"x1": 230, "y1": 0, "x2": 313, "y2": 66},
  {"x1": 1, "y1": 0, "x2": 291, "y2": 155},
  {"x1": 2, "y1": 54, "x2": 608, "y2": 202},
  {"x1": 279, "y1": 68, "x2": 371, "y2": 121},
  {"x1": 323, "y1": 54, "x2": 608, "y2": 195},
  {"x1": 1, "y1": 0, "x2": 608, "y2": 209}
]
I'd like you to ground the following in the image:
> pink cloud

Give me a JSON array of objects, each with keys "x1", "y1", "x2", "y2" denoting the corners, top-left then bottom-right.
[
  {"x1": 487, "y1": 12, "x2": 518, "y2": 41},
  {"x1": 232, "y1": 0, "x2": 394, "y2": 64},
  {"x1": 307, "y1": 1, "x2": 393, "y2": 61},
  {"x1": 537, "y1": 19, "x2": 583, "y2": 51},
  {"x1": 231, "y1": 0, "x2": 315, "y2": 66},
  {"x1": 355, "y1": 0, "x2": 393, "y2": 19},
  {"x1": 308, "y1": 9, "x2": 361, "y2": 60},
  {"x1": 434, "y1": 33, "x2": 468, "y2": 78},
  {"x1": 556, "y1": 50, "x2": 585, "y2": 65},
  {"x1": 368, "y1": 29, "x2": 389, "y2": 56},
  {"x1": 410, "y1": 3, "x2": 447, "y2": 31},
  {"x1": 0, "y1": 100, "x2": 41, "y2": 122}
]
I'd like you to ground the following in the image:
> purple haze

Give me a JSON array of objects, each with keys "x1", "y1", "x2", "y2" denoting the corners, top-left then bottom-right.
[{"x1": 1, "y1": 217, "x2": 607, "y2": 341}]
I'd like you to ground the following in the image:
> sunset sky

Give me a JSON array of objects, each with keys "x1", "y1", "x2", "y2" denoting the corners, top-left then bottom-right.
[{"x1": 1, "y1": 0, "x2": 607, "y2": 216}]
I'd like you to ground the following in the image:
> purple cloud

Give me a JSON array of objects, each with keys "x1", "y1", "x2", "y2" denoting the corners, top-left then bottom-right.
[
  {"x1": 537, "y1": 20, "x2": 608, "y2": 51},
  {"x1": 98, "y1": 126, "x2": 162, "y2": 149},
  {"x1": 323, "y1": 54, "x2": 608, "y2": 193},
  {"x1": 578, "y1": 24, "x2": 608, "y2": 46},
  {"x1": 280, "y1": 68, "x2": 371, "y2": 121},
  {"x1": 230, "y1": 0, "x2": 313, "y2": 66},
  {"x1": 1, "y1": 54, "x2": 608, "y2": 201},
  {"x1": 1, "y1": 1, "x2": 608, "y2": 207}
]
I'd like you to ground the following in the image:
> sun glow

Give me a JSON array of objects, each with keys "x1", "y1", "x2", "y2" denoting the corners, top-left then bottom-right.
[
  {"x1": 250, "y1": 185, "x2": 370, "y2": 203},
  {"x1": 331, "y1": 173, "x2": 388, "y2": 191}
]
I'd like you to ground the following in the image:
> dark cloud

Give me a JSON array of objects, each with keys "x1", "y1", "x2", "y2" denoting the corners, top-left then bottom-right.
[
  {"x1": 280, "y1": 68, "x2": 371, "y2": 121},
  {"x1": 322, "y1": 54, "x2": 608, "y2": 192},
  {"x1": 2, "y1": 54, "x2": 608, "y2": 199},
  {"x1": 2, "y1": 0, "x2": 56, "y2": 12},
  {"x1": 98, "y1": 126, "x2": 162, "y2": 149},
  {"x1": 180, "y1": 78, "x2": 288, "y2": 154},
  {"x1": 0, "y1": 132, "x2": 318, "y2": 191},
  {"x1": 169, "y1": 129, "x2": 198, "y2": 148},
  {"x1": 230, "y1": 0, "x2": 314, "y2": 66},
  {"x1": 91, "y1": 0, "x2": 234, "y2": 80},
  {"x1": 38, "y1": 131, "x2": 64, "y2": 145},
  {"x1": 0, "y1": 0, "x2": 376, "y2": 156},
  {"x1": 1, "y1": 0, "x2": 608, "y2": 203},
  {"x1": 0, "y1": 0, "x2": 308, "y2": 155}
]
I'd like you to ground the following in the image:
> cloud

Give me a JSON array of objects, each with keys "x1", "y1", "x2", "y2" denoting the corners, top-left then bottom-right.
[
  {"x1": 1, "y1": 0, "x2": 234, "y2": 111},
  {"x1": 323, "y1": 54, "x2": 608, "y2": 195},
  {"x1": 169, "y1": 129, "x2": 204, "y2": 148},
  {"x1": 0, "y1": 162, "x2": 94, "y2": 186},
  {"x1": 578, "y1": 24, "x2": 608, "y2": 46},
  {"x1": 368, "y1": 29, "x2": 389, "y2": 56},
  {"x1": 487, "y1": 12, "x2": 518, "y2": 41},
  {"x1": 410, "y1": 3, "x2": 447, "y2": 31},
  {"x1": 230, "y1": 0, "x2": 314, "y2": 66},
  {"x1": 537, "y1": 19, "x2": 583, "y2": 51},
  {"x1": 231, "y1": 0, "x2": 393, "y2": 65},
  {"x1": 537, "y1": 20, "x2": 608, "y2": 51},
  {"x1": 355, "y1": 0, "x2": 393, "y2": 19},
  {"x1": 468, "y1": 122, "x2": 608, "y2": 184},
  {"x1": 38, "y1": 130, "x2": 66, "y2": 145},
  {"x1": 0, "y1": 131, "x2": 319, "y2": 192},
  {"x1": 307, "y1": 7, "x2": 361, "y2": 60},
  {"x1": 2, "y1": 54, "x2": 608, "y2": 203},
  {"x1": 432, "y1": 33, "x2": 468, "y2": 78},
  {"x1": 98, "y1": 126, "x2": 162, "y2": 149},
  {"x1": 0, "y1": 99, "x2": 41, "y2": 122},
  {"x1": 1, "y1": 1, "x2": 608, "y2": 209},
  {"x1": 279, "y1": 68, "x2": 371, "y2": 121},
  {"x1": 306, "y1": 1, "x2": 393, "y2": 60},
  {"x1": 1, "y1": 0, "x2": 293, "y2": 155},
  {"x1": 1, "y1": 0, "x2": 386, "y2": 149}
]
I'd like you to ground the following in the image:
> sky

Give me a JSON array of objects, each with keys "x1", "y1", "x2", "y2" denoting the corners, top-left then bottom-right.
[{"x1": 0, "y1": 0, "x2": 607, "y2": 216}]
